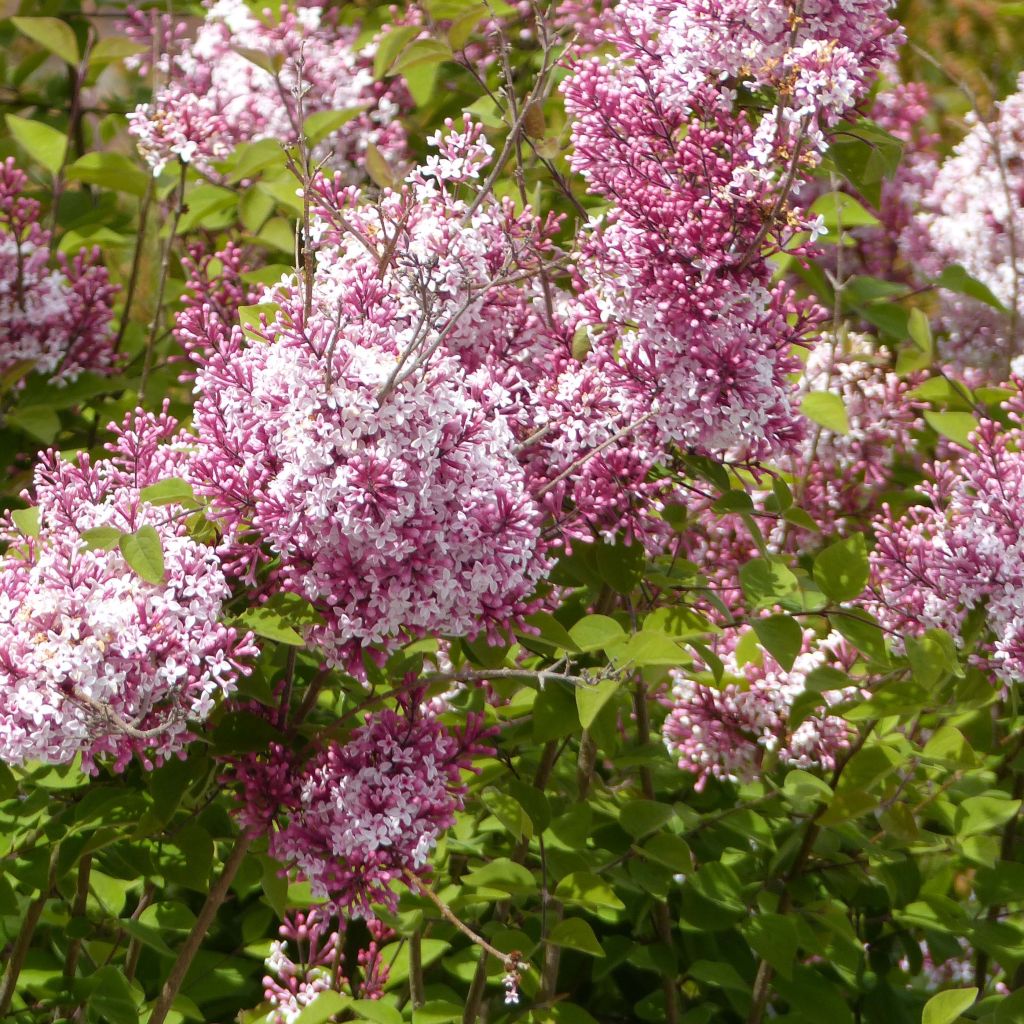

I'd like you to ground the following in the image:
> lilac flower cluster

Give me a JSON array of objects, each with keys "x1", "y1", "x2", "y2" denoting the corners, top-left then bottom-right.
[
  {"x1": 127, "y1": 0, "x2": 407, "y2": 178},
  {"x1": 662, "y1": 629, "x2": 852, "y2": 791},
  {"x1": 872, "y1": 395, "x2": 1024, "y2": 685},
  {"x1": 793, "y1": 333, "x2": 923, "y2": 533},
  {"x1": 267, "y1": 707, "x2": 490, "y2": 916},
  {"x1": 562, "y1": 0, "x2": 902, "y2": 459},
  {"x1": 183, "y1": 122, "x2": 556, "y2": 669},
  {"x1": 0, "y1": 409, "x2": 256, "y2": 772},
  {"x1": 263, "y1": 908, "x2": 392, "y2": 1023},
  {"x1": 0, "y1": 159, "x2": 116, "y2": 384}
]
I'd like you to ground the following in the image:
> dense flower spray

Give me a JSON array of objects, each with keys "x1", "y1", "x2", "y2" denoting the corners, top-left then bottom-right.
[
  {"x1": 267, "y1": 706, "x2": 489, "y2": 916},
  {"x1": 872, "y1": 390, "x2": 1024, "y2": 685},
  {"x1": 0, "y1": 408, "x2": 256, "y2": 772},
  {"x1": 662, "y1": 630, "x2": 852, "y2": 791},
  {"x1": 184, "y1": 121, "x2": 559, "y2": 667},
  {"x1": 562, "y1": 0, "x2": 902, "y2": 460},
  {"x1": 0, "y1": 159, "x2": 116, "y2": 384},
  {"x1": 127, "y1": 0, "x2": 407, "y2": 178}
]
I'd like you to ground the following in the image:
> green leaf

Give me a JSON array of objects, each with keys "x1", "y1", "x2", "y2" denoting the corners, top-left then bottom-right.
[
  {"x1": 11, "y1": 17, "x2": 80, "y2": 65},
  {"x1": 935, "y1": 264, "x2": 1008, "y2": 313},
  {"x1": 576, "y1": 677, "x2": 620, "y2": 729},
  {"x1": 640, "y1": 833, "x2": 692, "y2": 873},
  {"x1": 82, "y1": 965, "x2": 137, "y2": 1024},
  {"x1": 744, "y1": 914, "x2": 799, "y2": 980},
  {"x1": 924, "y1": 410, "x2": 977, "y2": 449},
  {"x1": 11, "y1": 506, "x2": 40, "y2": 537},
  {"x1": 89, "y1": 35, "x2": 148, "y2": 68},
  {"x1": 5, "y1": 114, "x2": 68, "y2": 175},
  {"x1": 66, "y1": 152, "x2": 149, "y2": 197},
  {"x1": 813, "y1": 533, "x2": 869, "y2": 602},
  {"x1": 555, "y1": 871, "x2": 626, "y2": 911},
  {"x1": 294, "y1": 992, "x2": 351, "y2": 1024},
  {"x1": 801, "y1": 391, "x2": 849, "y2": 434},
  {"x1": 957, "y1": 794, "x2": 1023, "y2": 838},
  {"x1": 8, "y1": 405, "x2": 60, "y2": 443},
  {"x1": 921, "y1": 988, "x2": 978, "y2": 1024},
  {"x1": 448, "y1": 5, "x2": 488, "y2": 49},
  {"x1": 753, "y1": 615, "x2": 803, "y2": 671},
  {"x1": 517, "y1": 611, "x2": 580, "y2": 654},
  {"x1": 374, "y1": 25, "x2": 424, "y2": 77},
  {"x1": 922, "y1": 725, "x2": 975, "y2": 766},
  {"x1": 595, "y1": 538, "x2": 645, "y2": 594},
  {"x1": 569, "y1": 614, "x2": 626, "y2": 652},
  {"x1": 118, "y1": 918, "x2": 175, "y2": 957},
  {"x1": 833, "y1": 609, "x2": 889, "y2": 665},
  {"x1": 303, "y1": 107, "x2": 367, "y2": 147},
  {"x1": 139, "y1": 477, "x2": 198, "y2": 507},
  {"x1": 233, "y1": 46, "x2": 284, "y2": 74},
  {"x1": 226, "y1": 139, "x2": 288, "y2": 183},
  {"x1": 908, "y1": 307, "x2": 933, "y2": 354},
  {"x1": 392, "y1": 38, "x2": 452, "y2": 74},
  {"x1": 547, "y1": 918, "x2": 605, "y2": 957},
  {"x1": 234, "y1": 593, "x2": 323, "y2": 645},
  {"x1": 80, "y1": 526, "x2": 122, "y2": 551},
  {"x1": 827, "y1": 119, "x2": 903, "y2": 207},
  {"x1": 783, "y1": 769, "x2": 833, "y2": 806},
  {"x1": 211, "y1": 710, "x2": 283, "y2": 755},
  {"x1": 463, "y1": 858, "x2": 537, "y2": 895},
  {"x1": 365, "y1": 143, "x2": 397, "y2": 189},
  {"x1": 351, "y1": 1001, "x2": 403, "y2": 1024},
  {"x1": 906, "y1": 629, "x2": 960, "y2": 689},
  {"x1": 118, "y1": 525, "x2": 166, "y2": 585},
  {"x1": 739, "y1": 557, "x2": 799, "y2": 609},
  {"x1": 619, "y1": 800, "x2": 674, "y2": 839},
  {"x1": 808, "y1": 190, "x2": 880, "y2": 230},
  {"x1": 175, "y1": 185, "x2": 237, "y2": 234},
  {"x1": 481, "y1": 788, "x2": 533, "y2": 841},
  {"x1": 607, "y1": 629, "x2": 687, "y2": 669}
]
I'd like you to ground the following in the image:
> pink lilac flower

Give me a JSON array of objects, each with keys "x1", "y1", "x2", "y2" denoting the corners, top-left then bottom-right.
[
  {"x1": 911, "y1": 74, "x2": 1024, "y2": 374},
  {"x1": 662, "y1": 629, "x2": 852, "y2": 790},
  {"x1": 127, "y1": 0, "x2": 407, "y2": 178},
  {"x1": 676, "y1": 334, "x2": 921, "y2": 617},
  {"x1": 184, "y1": 122, "x2": 556, "y2": 668},
  {"x1": 871, "y1": 389, "x2": 1024, "y2": 685},
  {"x1": 268, "y1": 706, "x2": 489, "y2": 916},
  {"x1": 561, "y1": 0, "x2": 902, "y2": 462},
  {"x1": 791, "y1": 333, "x2": 923, "y2": 534},
  {"x1": 263, "y1": 908, "x2": 393, "y2": 1023},
  {"x1": 0, "y1": 159, "x2": 116, "y2": 384},
  {"x1": 0, "y1": 408, "x2": 256, "y2": 772}
]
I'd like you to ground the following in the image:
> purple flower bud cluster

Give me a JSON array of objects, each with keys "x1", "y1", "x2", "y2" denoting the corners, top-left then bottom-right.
[{"x1": 263, "y1": 908, "x2": 393, "y2": 1023}]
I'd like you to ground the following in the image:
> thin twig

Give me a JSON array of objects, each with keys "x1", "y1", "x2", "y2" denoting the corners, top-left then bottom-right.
[{"x1": 147, "y1": 832, "x2": 255, "y2": 1024}]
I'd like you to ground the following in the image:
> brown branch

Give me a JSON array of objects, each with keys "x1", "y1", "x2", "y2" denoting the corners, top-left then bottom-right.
[{"x1": 147, "y1": 831, "x2": 255, "y2": 1024}]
